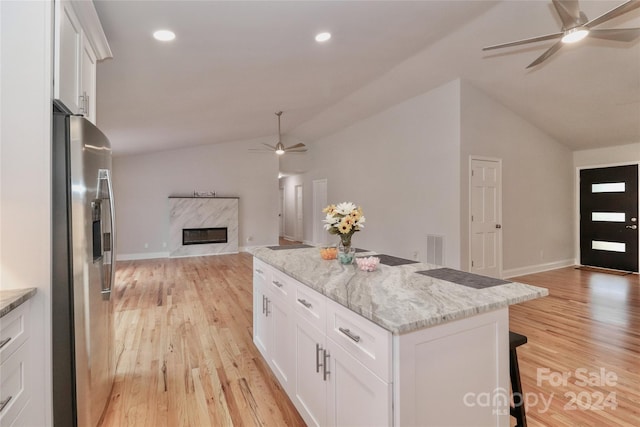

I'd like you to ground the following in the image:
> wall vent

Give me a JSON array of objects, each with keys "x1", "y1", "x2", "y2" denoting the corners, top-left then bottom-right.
[{"x1": 426, "y1": 234, "x2": 445, "y2": 266}]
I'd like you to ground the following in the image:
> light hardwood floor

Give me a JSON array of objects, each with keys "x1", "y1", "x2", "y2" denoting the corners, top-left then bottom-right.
[{"x1": 101, "y1": 255, "x2": 639, "y2": 426}]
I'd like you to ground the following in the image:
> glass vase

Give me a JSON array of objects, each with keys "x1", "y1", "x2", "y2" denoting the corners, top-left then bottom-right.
[{"x1": 337, "y1": 235, "x2": 355, "y2": 265}]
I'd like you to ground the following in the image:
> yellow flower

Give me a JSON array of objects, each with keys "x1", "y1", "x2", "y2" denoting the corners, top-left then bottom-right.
[
  {"x1": 323, "y1": 204, "x2": 336, "y2": 215},
  {"x1": 338, "y1": 218, "x2": 353, "y2": 234}
]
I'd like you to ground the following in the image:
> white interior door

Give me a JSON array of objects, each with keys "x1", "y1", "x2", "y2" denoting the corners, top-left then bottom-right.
[
  {"x1": 312, "y1": 179, "x2": 328, "y2": 246},
  {"x1": 279, "y1": 188, "x2": 284, "y2": 237},
  {"x1": 470, "y1": 158, "x2": 502, "y2": 278},
  {"x1": 295, "y1": 185, "x2": 303, "y2": 242}
]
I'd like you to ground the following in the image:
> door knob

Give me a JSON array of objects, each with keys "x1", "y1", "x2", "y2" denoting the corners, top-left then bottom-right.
[
  {"x1": 495, "y1": 224, "x2": 502, "y2": 229},
  {"x1": 626, "y1": 225, "x2": 638, "y2": 230}
]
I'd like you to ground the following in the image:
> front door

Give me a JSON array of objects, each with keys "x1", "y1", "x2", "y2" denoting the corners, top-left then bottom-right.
[{"x1": 580, "y1": 164, "x2": 639, "y2": 272}]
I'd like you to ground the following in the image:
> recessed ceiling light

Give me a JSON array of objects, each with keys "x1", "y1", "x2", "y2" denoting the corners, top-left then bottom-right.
[
  {"x1": 153, "y1": 30, "x2": 176, "y2": 42},
  {"x1": 315, "y1": 32, "x2": 331, "y2": 43}
]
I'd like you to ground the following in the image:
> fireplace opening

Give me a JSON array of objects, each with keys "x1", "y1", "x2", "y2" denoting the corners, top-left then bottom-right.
[{"x1": 182, "y1": 227, "x2": 228, "y2": 245}]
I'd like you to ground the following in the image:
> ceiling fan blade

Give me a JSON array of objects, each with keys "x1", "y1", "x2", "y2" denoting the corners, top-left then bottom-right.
[
  {"x1": 285, "y1": 143, "x2": 306, "y2": 150},
  {"x1": 483, "y1": 32, "x2": 563, "y2": 51},
  {"x1": 588, "y1": 27, "x2": 640, "y2": 42},
  {"x1": 526, "y1": 41, "x2": 563, "y2": 69},
  {"x1": 286, "y1": 148, "x2": 308, "y2": 152},
  {"x1": 285, "y1": 150, "x2": 308, "y2": 154},
  {"x1": 262, "y1": 143, "x2": 277, "y2": 150},
  {"x1": 553, "y1": 0, "x2": 584, "y2": 29},
  {"x1": 248, "y1": 149, "x2": 272, "y2": 152},
  {"x1": 586, "y1": 0, "x2": 640, "y2": 29}
]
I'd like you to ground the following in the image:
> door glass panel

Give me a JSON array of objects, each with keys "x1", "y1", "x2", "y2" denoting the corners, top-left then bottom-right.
[
  {"x1": 591, "y1": 182, "x2": 625, "y2": 193},
  {"x1": 591, "y1": 212, "x2": 626, "y2": 222},
  {"x1": 592, "y1": 241, "x2": 626, "y2": 252}
]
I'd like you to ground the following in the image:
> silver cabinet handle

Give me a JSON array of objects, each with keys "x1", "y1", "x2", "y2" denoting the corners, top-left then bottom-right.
[
  {"x1": 338, "y1": 327, "x2": 361, "y2": 343},
  {"x1": 323, "y1": 349, "x2": 330, "y2": 381},
  {"x1": 297, "y1": 298, "x2": 312, "y2": 309},
  {"x1": 262, "y1": 295, "x2": 266, "y2": 314},
  {"x1": 316, "y1": 343, "x2": 323, "y2": 373},
  {"x1": 272, "y1": 280, "x2": 283, "y2": 288},
  {"x1": 626, "y1": 225, "x2": 637, "y2": 229},
  {"x1": 0, "y1": 337, "x2": 11, "y2": 349},
  {"x1": 0, "y1": 395, "x2": 12, "y2": 412},
  {"x1": 255, "y1": 268, "x2": 264, "y2": 274},
  {"x1": 265, "y1": 298, "x2": 270, "y2": 317}
]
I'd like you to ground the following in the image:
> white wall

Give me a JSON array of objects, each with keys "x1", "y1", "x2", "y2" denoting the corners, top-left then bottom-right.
[
  {"x1": 113, "y1": 138, "x2": 280, "y2": 259},
  {"x1": 573, "y1": 142, "x2": 640, "y2": 167},
  {"x1": 0, "y1": 1, "x2": 52, "y2": 424},
  {"x1": 300, "y1": 80, "x2": 462, "y2": 266},
  {"x1": 460, "y1": 81, "x2": 574, "y2": 277}
]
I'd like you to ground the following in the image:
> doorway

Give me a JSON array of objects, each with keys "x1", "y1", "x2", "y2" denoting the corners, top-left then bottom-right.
[
  {"x1": 579, "y1": 164, "x2": 639, "y2": 272},
  {"x1": 469, "y1": 157, "x2": 503, "y2": 278},
  {"x1": 312, "y1": 179, "x2": 327, "y2": 245},
  {"x1": 295, "y1": 185, "x2": 303, "y2": 242}
]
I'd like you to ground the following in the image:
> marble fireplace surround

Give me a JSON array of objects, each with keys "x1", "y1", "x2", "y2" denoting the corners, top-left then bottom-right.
[{"x1": 169, "y1": 196, "x2": 239, "y2": 257}]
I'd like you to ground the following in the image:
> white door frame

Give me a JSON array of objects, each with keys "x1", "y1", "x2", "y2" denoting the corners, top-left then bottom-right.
[
  {"x1": 295, "y1": 184, "x2": 304, "y2": 242},
  {"x1": 468, "y1": 156, "x2": 503, "y2": 278},
  {"x1": 574, "y1": 161, "x2": 640, "y2": 268},
  {"x1": 312, "y1": 179, "x2": 328, "y2": 246},
  {"x1": 279, "y1": 187, "x2": 285, "y2": 237}
]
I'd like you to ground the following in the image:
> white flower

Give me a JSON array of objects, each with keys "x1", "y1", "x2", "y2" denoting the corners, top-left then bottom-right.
[
  {"x1": 335, "y1": 202, "x2": 356, "y2": 216},
  {"x1": 355, "y1": 216, "x2": 365, "y2": 228}
]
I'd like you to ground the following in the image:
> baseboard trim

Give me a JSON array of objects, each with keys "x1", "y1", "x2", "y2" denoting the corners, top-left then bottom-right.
[
  {"x1": 503, "y1": 259, "x2": 575, "y2": 279},
  {"x1": 116, "y1": 252, "x2": 170, "y2": 261}
]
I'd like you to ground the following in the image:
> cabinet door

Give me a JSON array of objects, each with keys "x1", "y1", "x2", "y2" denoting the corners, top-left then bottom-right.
[
  {"x1": 253, "y1": 277, "x2": 269, "y2": 358},
  {"x1": 293, "y1": 315, "x2": 327, "y2": 427},
  {"x1": 326, "y1": 337, "x2": 391, "y2": 427},
  {"x1": 268, "y1": 295, "x2": 294, "y2": 392},
  {"x1": 54, "y1": 0, "x2": 82, "y2": 114},
  {"x1": 80, "y1": 33, "x2": 97, "y2": 123}
]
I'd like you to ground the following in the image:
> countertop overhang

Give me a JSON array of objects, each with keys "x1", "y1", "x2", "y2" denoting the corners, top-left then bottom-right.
[
  {"x1": 0, "y1": 288, "x2": 37, "y2": 318},
  {"x1": 253, "y1": 247, "x2": 548, "y2": 334}
]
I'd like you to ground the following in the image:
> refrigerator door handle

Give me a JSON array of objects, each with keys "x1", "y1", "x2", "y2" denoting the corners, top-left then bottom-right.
[{"x1": 99, "y1": 169, "x2": 116, "y2": 299}]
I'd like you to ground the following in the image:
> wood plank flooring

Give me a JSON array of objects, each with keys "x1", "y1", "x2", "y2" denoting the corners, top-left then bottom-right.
[
  {"x1": 101, "y1": 255, "x2": 640, "y2": 426},
  {"x1": 100, "y1": 254, "x2": 305, "y2": 427}
]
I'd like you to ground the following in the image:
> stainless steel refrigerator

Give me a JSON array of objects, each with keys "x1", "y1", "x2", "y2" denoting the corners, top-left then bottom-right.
[{"x1": 52, "y1": 104, "x2": 116, "y2": 427}]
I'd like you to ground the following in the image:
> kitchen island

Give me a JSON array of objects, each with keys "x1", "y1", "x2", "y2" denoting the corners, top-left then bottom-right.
[{"x1": 252, "y1": 246, "x2": 547, "y2": 427}]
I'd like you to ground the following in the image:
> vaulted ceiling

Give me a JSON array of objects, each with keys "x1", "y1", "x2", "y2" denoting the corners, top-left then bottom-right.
[{"x1": 95, "y1": 1, "x2": 640, "y2": 156}]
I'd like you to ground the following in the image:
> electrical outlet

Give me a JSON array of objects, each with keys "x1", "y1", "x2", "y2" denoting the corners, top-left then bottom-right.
[
  {"x1": 162, "y1": 242, "x2": 167, "y2": 248},
  {"x1": 413, "y1": 251, "x2": 419, "y2": 260},
  {"x1": 144, "y1": 243, "x2": 149, "y2": 249}
]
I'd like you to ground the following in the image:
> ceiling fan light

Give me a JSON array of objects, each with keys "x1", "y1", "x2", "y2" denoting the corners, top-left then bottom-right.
[
  {"x1": 275, "y1": 142, "x2": 285, "y2": 155},
  {"x1": 562, "y1": 28, "x2": 589, "y2": 44}
]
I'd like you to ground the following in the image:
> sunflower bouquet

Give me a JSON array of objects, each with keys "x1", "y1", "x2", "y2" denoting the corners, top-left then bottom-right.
[{"x1": 322, "y1": 202, "x2": 365, "y2": 247}]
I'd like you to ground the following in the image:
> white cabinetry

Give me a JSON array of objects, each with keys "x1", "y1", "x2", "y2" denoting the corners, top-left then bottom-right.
[
  {"x1": 252, "y1": 259, "x2": 294, "y2": 393},
  {"x1": 254, "y1": 259, "x2": 392, "y2": 426},
  {"x1": 54, "y1": 0, "x2": 111, "y2": 123},
  {"x1": 0, "y1": 301, "x2": 32, "y2": 426}
]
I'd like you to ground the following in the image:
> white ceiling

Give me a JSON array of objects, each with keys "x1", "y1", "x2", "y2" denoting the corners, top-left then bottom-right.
[{"x1": 94, "y1": 0, "x2": 640, "y2": 156}]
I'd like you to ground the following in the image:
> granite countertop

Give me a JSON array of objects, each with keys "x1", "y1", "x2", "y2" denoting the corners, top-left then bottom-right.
[
  {"x1": 253, "y1": 247, "x2": 548, "y2": 334},
  {"x1": 0, "y1": 288, "x2": 37, "y2": 318}
]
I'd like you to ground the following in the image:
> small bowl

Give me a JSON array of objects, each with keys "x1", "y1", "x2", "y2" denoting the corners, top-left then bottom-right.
[
  {"x1": 320, "y1": 246, "x2": 338, "y2": 260},
  {"x1": 356, "y1": 256, "x2": 380, "y2": 272}
]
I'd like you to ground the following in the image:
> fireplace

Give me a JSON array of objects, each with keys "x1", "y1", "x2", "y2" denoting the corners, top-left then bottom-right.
[{"x1": 182, "y1": 227, "x2": 228, "y2": 245}]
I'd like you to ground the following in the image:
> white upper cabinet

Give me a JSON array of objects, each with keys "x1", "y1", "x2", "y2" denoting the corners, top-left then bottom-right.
[{"x1": 54, "y1": 0, "x2": 111, "y2": 123}]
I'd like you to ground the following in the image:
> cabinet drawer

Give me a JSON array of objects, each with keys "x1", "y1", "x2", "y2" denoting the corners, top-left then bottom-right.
[
  {"x1": 0, "y1": 301, "x2": 30, "y2": 364},
  {"x1": 294, "y1": 283, "x2": 326, "y2": 333},
  {"x1": 0, "y1": 341, "x2": 29, "y2": 426},
  {"x1": 326, "y1": 298, "x2": 392, "y2": 382},
  {"x1": 270, "y1": 268, "x2": 294, "y2": 303},
  {"x1": 253, "y1": 258, "x2": 270, "y2": 283}
]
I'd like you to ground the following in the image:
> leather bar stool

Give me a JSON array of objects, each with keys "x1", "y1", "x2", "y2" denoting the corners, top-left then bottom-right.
[{"x1": 509, "y1": 331, "x2": 528, "y2": 427}]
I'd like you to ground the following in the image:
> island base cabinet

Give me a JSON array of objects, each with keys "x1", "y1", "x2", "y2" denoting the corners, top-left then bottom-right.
[
  {"x1": 293, "y1": 315, "x2": 327, "y2": 427},
  {"x1": 253, "y1": 276, "x2": 269, "y2": 358},
  {"x1": 394, "y1": 308, "x2": 510, "y2": 427},
  {"x1": 326, "y1": 337, "x2": 392, "y2": 427}
]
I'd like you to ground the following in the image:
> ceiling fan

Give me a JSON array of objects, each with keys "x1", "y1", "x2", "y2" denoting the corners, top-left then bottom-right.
[
  {"x1": 482, "y1": 0, "x2": 640, "y2": 68},
  {"x1": 250, "y1": 111, "x2": 307, "y2": 155}
]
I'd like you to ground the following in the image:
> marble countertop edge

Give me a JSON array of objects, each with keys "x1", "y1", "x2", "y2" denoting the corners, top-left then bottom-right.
[{"x1": 0, "y1": 288, "x2": 37, "y2": 318}]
